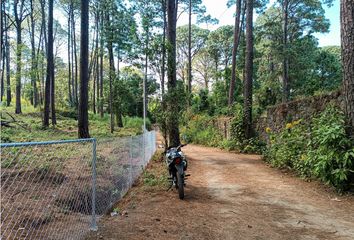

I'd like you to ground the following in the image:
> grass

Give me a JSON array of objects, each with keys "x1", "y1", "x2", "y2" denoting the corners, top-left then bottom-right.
[
  {"x1": 0, "y1": 105, "x2": 147, "y2": 143},
  {"x1": 142, "y1": 150, "x2": 169, "y2": 189}
]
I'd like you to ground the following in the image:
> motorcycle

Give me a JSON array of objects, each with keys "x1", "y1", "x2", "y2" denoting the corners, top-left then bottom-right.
[{"x1": 165, "y1": 144, "x2": 189, "y2": 199}]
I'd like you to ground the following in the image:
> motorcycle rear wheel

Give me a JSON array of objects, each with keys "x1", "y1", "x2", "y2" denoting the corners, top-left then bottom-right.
[{"x1": 177, "y1": 173, "x2": 184, "y2": 200}]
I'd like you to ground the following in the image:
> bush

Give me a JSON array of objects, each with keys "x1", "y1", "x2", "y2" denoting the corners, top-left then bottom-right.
[
  {"x1": 181, "y1": 114, "x2": 222, "y2": 147},
  {"x1": 305, "y1": 107, "x2": 354, "y2": 190},
  {"x1": 265, "y1": 119, "x2": 307, "y2": 169},
  {"x1": 123, "y1": 116, "x2": 151, "y2": 131},
  {"x1": 227, "y1": 104, "x2": 266, "y2": 154},
  {"x1": 265, "y1": 106, "x2": 354, "y2": 191}
]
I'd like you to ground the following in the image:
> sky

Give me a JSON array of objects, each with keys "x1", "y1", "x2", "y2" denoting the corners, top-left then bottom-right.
[{"x1": 178, "y1": 0, "x2": 341, "y2": 47}]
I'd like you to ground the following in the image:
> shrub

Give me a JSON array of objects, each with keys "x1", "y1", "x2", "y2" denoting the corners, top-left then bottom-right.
[
  {"x1": 305, "y1": 107, "x2": 354, "y2": 190},
  {"x1": 123, "y1": 116, "x2": 151, "y2": 131},
  {"x1": 265, "y1": 119, "x2": 307, "y2": 169},
  {"x1": 265, "y1": 106, "x2": 354, "y2": 191},
  {"x1": 228, "y1": 104, "x2": 266, "y2": 154},
  {"x1": 181, "y1": 114, "x2": 222, "y2": 147}
]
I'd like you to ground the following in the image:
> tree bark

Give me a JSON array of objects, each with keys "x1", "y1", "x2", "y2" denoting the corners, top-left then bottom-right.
[
  {"x1": 14, "y1": 0, "x2": 24, "y2": 114},
  {"x1": 1, "y1": 1, "x2": 4, "y2": 103},
  {"x1": 99, "y1": 13, "x2": 104, "y2": 118},
  {"x1": 93, "y1": 12, "x2": 99, "y2": 114},
  {"x1": 72, "y1": 6, "x2": 79, "y2": 108},
  {"x1": 78, "y1": 0, "x2": 90, "y2": 138},
  {"x1": 50, "y1": 0, "x2": 56, "y2": 125},
  {"x1": 161, "y1": 0, "x2": 167, "y2": 96},
  {"x1": 5, "y1": 8, "x2": 11, "y2": 106},
  {"x1": 67, "y1": 8, "x2": 73, "y2": 106},
  {"x1": 70, "y1": 4, "x2": 75, "y2": 107},
  {"x1": 107, "y1": 14, "x2": 115, "y2": 133},
  {"x1": 44, "y1": 0, "x2": 54, "y2": 127},
  {"x1": 167, "y1": 0, "x2": 180, "y2": 147},
  {"x1": 228, "y1": 0, "x2": 242, "y2": 107},
  {"x1": 29, "y1": 0, "x2": 38, "y2": 107},
  {"x1": 341, "y1": 0, "x2": 354, "y2": 136},
  {"x1": 282, "y1": 0, "x2": 289, "y2": 102},
  {"x1": 243, "y1": 0, "x2": 254, "y2": 139}
]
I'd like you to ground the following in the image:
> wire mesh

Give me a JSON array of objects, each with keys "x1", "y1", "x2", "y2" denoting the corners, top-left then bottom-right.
[{"x1": 0, "y1": 131, "x2": 156, "y2": 240}]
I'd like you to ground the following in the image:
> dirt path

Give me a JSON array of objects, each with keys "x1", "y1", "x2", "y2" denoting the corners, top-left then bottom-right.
[{"x1": 86, "y1": 144, "x2": 354, "y2": 240}]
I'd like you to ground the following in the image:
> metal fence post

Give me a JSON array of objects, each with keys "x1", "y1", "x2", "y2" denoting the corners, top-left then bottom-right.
[
  {"x1": 90, "y1": 139, "x2": 98, "y2": 231},
  {"x1": 129, "y1": 136, "x2": 133, "y2": 187},
  {"x1": 142, "y1": 130, "x2": 145, "y2": 163},
  {"x1": 153, "y1": 131, "x2": 155, "y2": 152}
]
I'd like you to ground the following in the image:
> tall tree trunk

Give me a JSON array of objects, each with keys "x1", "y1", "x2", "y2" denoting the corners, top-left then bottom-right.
[
  {"x1": 1, "y1": 1, "x2": 4, "y2": 103},
  {"x1": 67, "y1": 9, "x2": 72, "y2": 106},
  {"x1": 40, "y1": 0, "x2": 47, "y2": 106},
  {"x1": 161, "y1": 0, "x2": 167, "y2": 96},
  {"x1": 44, "y1": 0, "x2": 54, "y2": 127},
  {"x1": 161, "y1": 0, "x2": 168, "y2": 148},
  {"x1": 14, "y1": 39, "x2": 21, "y2": 113},
  {"x1": 40, "y1": 42, "x2": 45, "y2": 105},
  {"x1": 107, "y1": 14, "x2": 115, "y2": 133},
  {"x1": 14, "y1": 1, "x2": 23, "y2": 114},
  {"x1": 243, "y1": 0, "x2": 254, "y2": 139},
  {"x1": 5, "y1": 10, "x2": 11, "y2": 106},
  {"x1": 187, "y1": 0, "x2": 192, "y2": 95},
  {"x1": 78, "y1": 0, "x2": 90, "y2": 138},
  {"x1": 282, "y1": 0, "x2": 289, "y2": 102},
  {"x1": 341, "y1": 0, "x2": 354, "y2": 136},
  {"x1": 1, "y1": 51, "x2": 5, "y2": 103},
  {"x1": 40, "y1": 0, "x2": 48, "y2": 53},
  {"x1": 29, "y1": 0, "x2": 38, "y2": 107},
  {"x1": 96, "y1": 25, "x2": 99, "y2": 115},
  {"x1": 167, "y1": 0, "x2": 180, "y2": 147},
  {"x1": 99, "y1": 11, "x2": 104, "y2": 118},
  {"x1": 50, "y1": 0, "x2": 56, "y2": 125},
  {"x1": 93, "y1": 11, "x2": 99, "y2": 114},
  {"x1": 99, "y1": 23, "x2": 104, "y2": 118},
  {"x1": 72, "y1": 7, "x2": 79, "y2": 108},
  {"x1": 228, "y1": 0, "x2": 242, "y2": 107},
  {"x1": 71, "y1": 5, "x2": 75, "y2": 106}
]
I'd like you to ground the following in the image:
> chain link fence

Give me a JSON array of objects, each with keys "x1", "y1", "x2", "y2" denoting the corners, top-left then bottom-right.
[{"x1": 0, "y1": 131, "x2": 156, "y2": 240}]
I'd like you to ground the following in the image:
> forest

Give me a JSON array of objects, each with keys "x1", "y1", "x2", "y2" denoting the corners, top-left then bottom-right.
[{"x1": 0, "y1": 0, "x2": 353, "y2": 189}]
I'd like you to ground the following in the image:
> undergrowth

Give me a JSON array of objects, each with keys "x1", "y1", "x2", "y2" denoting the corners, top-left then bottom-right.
[
  {"x1": 265, "y1": 106, "x2": 354, "y2": 191},
  {"x1": 0, "y1": 106, "x2": 148, "y2": 142}
]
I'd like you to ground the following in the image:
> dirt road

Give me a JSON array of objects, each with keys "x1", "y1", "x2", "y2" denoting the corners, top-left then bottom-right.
[{"x1": 86, "y1": 144, "x2": 354, "y2": 240}]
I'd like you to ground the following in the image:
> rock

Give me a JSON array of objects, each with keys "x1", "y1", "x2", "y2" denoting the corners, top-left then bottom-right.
[{"x1": 110, "y1": 212, "x2": 118, "y2": 217}]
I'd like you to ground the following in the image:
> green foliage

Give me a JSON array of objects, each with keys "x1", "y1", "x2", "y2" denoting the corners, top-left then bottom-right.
[
  {"x1": 265, "y1": 106, "x2": 354, "y2": 191},
  {"x1": 191, "y1": 89, "x2": 211, "y2": 114},
  {"x1": 123, "y1": 116, "x2": 151, "y2": 132},
  {"x1": 265, "y1": 120, "x2": 307, "y2": 169},
  {"x1": 228, "y1": 104, "x2": 266, "y2": 153},
  {"x1": 181, "y1": 114, "x2": 222, "y2": 147},
  {"x1": 305, "y1": 107, "x2": 354, "y2": 190},
  {"x1": 0, "y1": 106, "x2": 145, "y2": 142}
]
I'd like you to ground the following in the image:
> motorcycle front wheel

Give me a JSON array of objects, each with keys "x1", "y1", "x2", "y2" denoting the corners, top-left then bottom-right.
[{"x1": 177, "y1": 173, "x2": 184, "y2": 200}]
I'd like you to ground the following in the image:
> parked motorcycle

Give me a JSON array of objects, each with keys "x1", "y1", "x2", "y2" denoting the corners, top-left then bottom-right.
[{"x1": 165, "y1": 144, "x2": 189, "y2": 199}]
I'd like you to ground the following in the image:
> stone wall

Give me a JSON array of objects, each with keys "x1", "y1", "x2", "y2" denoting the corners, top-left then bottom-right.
[
  {"x1": 213, "y1": 91, "x2": 344, "y2": 142},
  {"x1": 213, "y1": 117, "x2": 233, "y2": 140},
  {"x1": 256, "y1": 91, "x2": 344, "y2": 141}
]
